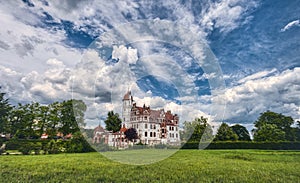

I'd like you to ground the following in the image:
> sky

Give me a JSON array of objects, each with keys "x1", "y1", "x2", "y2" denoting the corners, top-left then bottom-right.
[{"x1": 0, "y1": 0, "x2": 300, "y2": 131}]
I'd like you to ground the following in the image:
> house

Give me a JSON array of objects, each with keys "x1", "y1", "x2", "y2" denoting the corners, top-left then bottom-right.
[{"x1": 93, "y1": 91, "x2": 181, "y2": 148}]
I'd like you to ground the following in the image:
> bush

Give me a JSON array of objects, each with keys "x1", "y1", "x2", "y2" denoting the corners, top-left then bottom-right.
[
  {"x1": 181, "y1": 141, "x2": 300, "y2": 150},
  {"x1": 65, "y1": 132, "x2": 96, "y2": 153},
  {"x1": 19, "y1": 142, "x2": 33, "y2": 155}
]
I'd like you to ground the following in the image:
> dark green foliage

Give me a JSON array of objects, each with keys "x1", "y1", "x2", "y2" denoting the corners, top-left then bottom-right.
[
  {"x1": 230, "y1": 124, "x2": 251, "y2": 141},
  {"x1": 253, "y1": 111, "x2": 296, "y2": 141},
  {"x1": 254, "y1": 124, "x2": 285, "y2": 141},
  {"x1": 104, "y1": 111, "x2": 122, "y2": 132},
  {"x1": 296, "y1": 121, "x2": 300, "y2": 141},
  {"x1": 124, "y1": 128, "x2": 138, "y2": 142},
  {"x1": 65, "y1": 131, "x2": 95, "y2": 153},
  {"x1": 181, "y1": 141, "x2": 300, "y2": 150},
  {"x1": 214, "y1": 123, "x2": 238, "y2": 141},
  {"x1": 5, "y1": 137, "x2": 95, "y2": 154},
  {"x1": 59, "y1": 100, "x2": 87, "y2": 136},
  {"x1": 0, "y1": 90, "x2": 12, "y2": 134},
  {"x1": 6, "y1": 99, "x2": 86, "y2": 139},
  {"x1": 182, "y1": 116, "x2": 213, "y2": 143}
]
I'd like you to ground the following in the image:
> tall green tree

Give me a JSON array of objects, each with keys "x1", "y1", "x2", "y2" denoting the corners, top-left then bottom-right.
[
  {"x1": 253, "y1": 111, "x2": 295, "y2": 141},
  {"x1": 182, "y1": 116, "x2": 213, "y2": 142},
  {"x1": 0, "y1": 90, "x2": 12, "y2": 134},
  {"x1": 214, "y1": 123, "x2": 238, "y2": 141},
  {"x1": 230, "y1": 124, "x2": 251, "y2": 141},
  {"x1": 104, "y1": 111, "x2": 122, "y2": 133},
  {"x1": 59, "y1": 100, "x2": 87, "y2": 136}
]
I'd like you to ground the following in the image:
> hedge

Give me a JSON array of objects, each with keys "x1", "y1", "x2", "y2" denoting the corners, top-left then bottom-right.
[
  {"x1": 5, "y1": 138, "x2": 96, "y2": 154},
  {"x1": 181, "y1": 141, "x2": 300, "y2": 150}
]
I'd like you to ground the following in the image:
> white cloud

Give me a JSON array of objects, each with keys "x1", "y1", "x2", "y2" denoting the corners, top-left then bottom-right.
[
  {"x1": 213, "y1": 68, "x2": 300, "y2": 122},
  {"x1": 238, "y1": 68, "x2": 277, "y2": 84},
  {"x1": 112, "y1": 45, "x2": 138, "y2": 64},
  {"x1": 281, "y1": 20, "x2": 300, "y2": 32},
  {"x1": 200, "y1": 0, "x2": 258, "y2": 33},
  {"x1": 0, "y1": 3, "x2": 82, "y2": 75}
]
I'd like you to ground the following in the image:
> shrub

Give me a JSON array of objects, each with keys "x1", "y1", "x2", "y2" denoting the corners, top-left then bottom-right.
[
  {"x1": 19, "y1": 142, "x2": 33, "y2": 155},
  {"x1": 181, "y1": 141, "x2": 300, "y2": 150}
]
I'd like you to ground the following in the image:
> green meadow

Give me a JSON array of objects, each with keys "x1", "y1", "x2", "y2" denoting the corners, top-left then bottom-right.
[{"x1": 0, "y1": 150, "x2": 299, "y2": 183}]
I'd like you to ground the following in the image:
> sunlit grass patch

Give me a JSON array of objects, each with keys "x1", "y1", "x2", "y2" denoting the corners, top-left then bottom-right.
[{"x1": 0, "y1": 150, "x2": 299, "y2": 182}]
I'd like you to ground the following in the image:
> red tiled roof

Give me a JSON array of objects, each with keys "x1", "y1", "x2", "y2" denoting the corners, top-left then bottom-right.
[
  {"x1": 120, "y1": 127, "x2": 127, "y2": 133},
  {"x1": 165, "y1": 112, "x2": 174, "y2": 121}
]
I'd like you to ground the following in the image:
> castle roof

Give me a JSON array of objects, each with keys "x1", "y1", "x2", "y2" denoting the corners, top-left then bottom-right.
[
  {"x1": 94, "y1": 125, "x2": 106, "y2": 133},
  {"x1": 123, "y1": 91, "x2": 132, "y2": 100},
  {"x1": 120, "y1": 125, "x2": 127, "y2": 133},
  {"x1": 150, "y1": 110, "x2": 161, "y2": 119}
]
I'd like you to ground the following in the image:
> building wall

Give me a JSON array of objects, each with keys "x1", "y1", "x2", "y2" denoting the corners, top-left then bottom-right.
[{"x1": 121, "y1": 92, "x2": 181, "y2": 146}]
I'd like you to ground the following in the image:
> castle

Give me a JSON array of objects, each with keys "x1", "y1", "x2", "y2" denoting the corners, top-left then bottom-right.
[{"x1": 93, "y1": 91, "x2": 181, "y2": 148}]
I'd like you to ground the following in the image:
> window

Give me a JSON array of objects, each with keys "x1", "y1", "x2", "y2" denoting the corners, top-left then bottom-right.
[
  {"x1": 154, "y1": 132, "x2": 156, "y2": 137},
  {"x1": 176, "y1": 134, "x2": 178, "y2": 138},
  {"x1": 145, "y1": 132, "x2": 147, "y2": 137},
  {"x1": 145, "y1": 124, "x2": 147, "y2": 129},
  {"x1": 150, "y1": 132, "x2": 153, "y2": 137},
  {"x1": 153, "y1": 125, "x2": 156, "y2": 129},
  {"x1": 144, "y1": 116, "x2": 147, "y2": 120}
]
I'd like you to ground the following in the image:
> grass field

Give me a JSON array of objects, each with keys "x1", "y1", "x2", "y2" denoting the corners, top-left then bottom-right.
[{"x1": 0, "y1": 150, "x2": 299, "y2": 183}]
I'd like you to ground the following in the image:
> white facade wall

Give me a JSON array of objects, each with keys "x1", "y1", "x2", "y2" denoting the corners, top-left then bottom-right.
[{"x1": 121, "y1": 92, "x2": 181, "y2": 146}]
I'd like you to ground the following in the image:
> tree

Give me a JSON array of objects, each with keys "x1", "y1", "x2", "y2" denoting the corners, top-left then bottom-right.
[
  {"x1": 230, "y1": 124, "x2": 251, "y2": 141},
  {"x1": 59, "y1": 99, "x2": 87, "y2": 136},
  {"x1": 124, "y1": 128, "x2": 138, "y2": 142},
  {"x1": 254, "y1": 124, "x2": 285, "y2": 141},
  {"x1": 104, "y1": 111, "x2": 122, "y2": 132},
  {"x1": 182, "y1": 116, "x2": 213, "y2": 142},
  {"x1": 253, "y1": 111, "x2": 295, "y2": 141},
  {"x1": 214, "y1": 123, "x2": 238, "y2": 141},
  {"x1": 0, "y1": 90, "x2": 12, "y2": 134},
  {"x1": 9, "y1": 103, "x2": 38, "y2": 139},
  {"x1": 46, "y1": 102, "x2": 62, "y2": 138},
  {"x1": 296, "y1": 121, "x2": 300, "y2": 141}
]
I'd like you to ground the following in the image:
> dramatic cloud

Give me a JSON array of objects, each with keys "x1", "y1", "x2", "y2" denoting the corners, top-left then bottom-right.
[
  {"x1": 200, "y1": 0, "x2": 258, "y2": 33},
  {"x1": 0, "y1": 0, "x2": 299, "y2": 131},
  {"x1": 214, "y1": 67, "x2": 300, "y2": 123}
]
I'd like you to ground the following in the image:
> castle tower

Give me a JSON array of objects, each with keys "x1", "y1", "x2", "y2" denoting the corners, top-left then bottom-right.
[{"x1": 122, "y1": 91, "x2": 133, "y2": 128}]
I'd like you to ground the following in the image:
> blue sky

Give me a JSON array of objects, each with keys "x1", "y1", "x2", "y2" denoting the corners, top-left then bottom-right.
[{"x1": 0, "y1": 0, "x2": 299, "y2": 129}]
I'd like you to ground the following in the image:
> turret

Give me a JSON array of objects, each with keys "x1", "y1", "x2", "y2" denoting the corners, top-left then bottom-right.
[{"x1": 122, "y1": 91, "x2": 133, "y2": 128}]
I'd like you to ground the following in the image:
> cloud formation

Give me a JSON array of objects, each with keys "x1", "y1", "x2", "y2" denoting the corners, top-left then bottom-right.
[{"x1": 214, "y1": 67, "x2": 300, "y2": 123}]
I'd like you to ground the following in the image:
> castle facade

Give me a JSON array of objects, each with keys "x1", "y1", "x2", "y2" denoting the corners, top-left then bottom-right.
[{"x1": 93, "y1": 91, "x2": 181, "y2": 147}]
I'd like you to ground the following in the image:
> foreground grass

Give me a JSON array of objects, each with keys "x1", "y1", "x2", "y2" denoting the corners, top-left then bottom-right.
[{"x1": 0, "y1": 150, "x2": 299, "y2": 183}]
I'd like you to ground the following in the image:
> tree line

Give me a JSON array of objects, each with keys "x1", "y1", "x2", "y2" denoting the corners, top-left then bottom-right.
[
  {"x1": 182, "y1": 111, "x2": 300, "y2": 142},
  {"x1": 0, "y1": 90, "x2": 86, "y2": 139}
]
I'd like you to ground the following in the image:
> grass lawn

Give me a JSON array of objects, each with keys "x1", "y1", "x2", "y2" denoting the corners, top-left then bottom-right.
[{"x1": 0, "y1": 150, "x2": 299, "y2": 182}]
